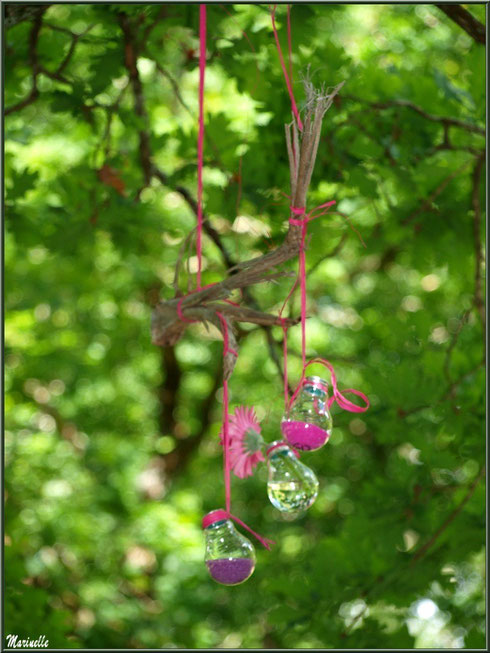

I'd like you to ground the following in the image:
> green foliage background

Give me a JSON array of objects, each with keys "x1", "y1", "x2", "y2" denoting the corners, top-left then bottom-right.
[{"x1": 4, "y1": 3, "x2": 486, "y2": 649}]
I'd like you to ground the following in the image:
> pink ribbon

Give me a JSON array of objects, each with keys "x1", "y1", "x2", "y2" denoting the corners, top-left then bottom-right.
[
  {"x1": 278, "y1": 201, "x2": 336, "y2": 405},
  {"x1": 215, "y1": 311, "x2": 274, "y2": 550},
  {"x1": 196, "y1": 4, "x2": 206, "y2": 289},
  {"x1": 278, "y1": 201, "x2": 369, "y2": 416},
  {"x1": 190, "y1": 7, "x2": 273, "y2": 553},
  {"x1": 289, "y1": 357, "x2": 370, "y2": 414},
  {"x1": 289, "y1": 202, "x2": 336, "y2": 371},
  {"x1": 270, "y1": 5, "x2": 303, "y2": 131},
  {"x1": 215, "y1": 311, "x2": 237, "y2": 515},
  {"x1": 226, "y1": 512, "x2": 275, "y2": 550}
]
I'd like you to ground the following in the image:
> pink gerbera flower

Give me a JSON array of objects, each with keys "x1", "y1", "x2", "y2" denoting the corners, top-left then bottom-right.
[{"x1": 220, "y1": 406, "x2": 265, "y2": 478}]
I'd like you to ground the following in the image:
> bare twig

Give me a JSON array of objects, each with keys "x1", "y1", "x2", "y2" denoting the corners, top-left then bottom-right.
[
  {"x1": 471, "y1": 153, "x2": 485, "y2": 335},
  {"x1": 342, "y1": 465, "x2": 486, "y2": 637},
  {"x1": 443, "y1": 310, "x2": 470, "y2": 384},
  {"x1": 118, "y1": 13, "x2": 153, "y2": 186},
  {"x1": 402, "y1": 158, "x2": 474, "y2": 225},
  {"x1": 5, "y1": 11, "x2": 44, "y2": 115},
  {"x1": 152, "y1": 82, "x2": 339, "y2": 347},
  {"x1": 152, "y1": 300, "x2": 299, "y2": 347},
  {"x1": 343, "y1": 95, "x2": 485, "y2": 137},
  {"x1": 411, "y1": 466, "x2": 486, "y2": 564},
  {"x1": 4, "y1": 4, "x2": 48, "y2": 29},
  {"x1": 154, "y1": 62, "x2": 193, "y2": 117}
]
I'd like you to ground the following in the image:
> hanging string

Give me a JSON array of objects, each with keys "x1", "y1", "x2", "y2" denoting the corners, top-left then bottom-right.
[
  {"x1": 226, "y1": 512, "x2": 275, "y2": 550},
  {"x1": 278, "y1": 201, "x2": 335, "y2": 406},
  {"x1": 185, "y1": 9, "x2": 274, "y2": 548},
  {"x1": 286, "y1": 5, "x2": 293, "y2": 83},
  {"x1": 270, "y1": 5, "x2": 303, "y2": 131},
  {"x1": 216, "y1": 311, "x2": 273, "y2": 549},
  {"x1": 277, "y1": 199, "x2": 369, "y2": 413},
  {"x1": 196, "y1": 3, "x2": 206, "y2": 289}
]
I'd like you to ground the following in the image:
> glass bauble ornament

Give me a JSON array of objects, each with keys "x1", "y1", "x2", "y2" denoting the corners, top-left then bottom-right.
[
  {"x1": 203, "y1": 510, "x2": 255, "y2": 585},
  {"x1": 281, "y1": 376, "x2": 332, "y2": 451},
  {"x1": 266, "y1": 441, "x2": 319, "y2": 514}
]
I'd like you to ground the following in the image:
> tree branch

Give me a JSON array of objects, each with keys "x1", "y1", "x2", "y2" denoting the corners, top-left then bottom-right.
[
  {"x1": 117, "y1": 13, "x2": 300, "y2": 397},
  {"x1": 402, "y1": 157, "x2": 474, "y2": 225},
  {"x1": 471, "y1": 153, "x2": 485, "y2": 336},
  {"x1": 5, "y1": 10, "x2": 44, "y2": 115},
  {"x1": 343, "y1": 95, "x2": 485, "y2": 136},
  {"x1": 162, "y1": 362, "x2": 223, "y2": 478},
  {"x1": 4, "y1": 3, "x2": 48, "y2": 29},
  {"x1": 436, "y1": 4, "x2": 486, "y2": 45},
  {"x1": 158, "y1": 346, "x2": 182, "y2": 437},
  {"x1": 152, "y1": 86, "x2": 339, "y2": 348},
  {"x1": 118, "y1": 13, "x2": 153, "y2": 186},
  {"x1": 410, "y1": 465, "x2": 485, "y2": 564}
]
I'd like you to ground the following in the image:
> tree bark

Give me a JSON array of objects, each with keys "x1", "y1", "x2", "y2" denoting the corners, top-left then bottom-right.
[
  {"x1": 436, "y1": 4, "x2": 485, "y2": 45},
  {"x1": 4, "y1": 4, "x2": 48, "y2": 29}
]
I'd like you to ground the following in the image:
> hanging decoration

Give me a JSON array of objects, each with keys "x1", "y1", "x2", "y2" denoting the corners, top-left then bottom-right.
[
  {"x1": 220, "y1": 406, "x2": 319, "y2": 515},
  {"x1": 203, "y1": 510, "x2": 256, "y2": 586},
  {"x1": 193, "y1": 4, "x2": 274, "y2": 586},
  {"x1": 266, "y1": 441, "x2": 319, "y2": 514},
  {"x1": 219, "y1": 406, "x2": 264, "y2": 478},
  {"x1": 167, "y1": 4, "x2": 370, "y2": 585},
  {"x1": 281, "y1": 359, "x2": 370, "y2": 452}
]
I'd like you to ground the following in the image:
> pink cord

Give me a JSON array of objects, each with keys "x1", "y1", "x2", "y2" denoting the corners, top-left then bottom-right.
[
  {"x1": 286, "y1": 5, "x2": 293, "y2": 84},
  {"x1": 215, "y1": 312, "x2": 234, "y2": 514},
  {"x1": 196, "y1": 4, "x2": 206, "y2": 289},
  {"x1": 279, "y1": 201, "x2": 370, "y2": 415},
  {"x1": 289, "y1": 358, "x2": 370, "y2": 414},
  {"x1": 290, "y1": 201, "x2": 335, "y2": 372},
  {"x1": 226, "y1": 512, "x2": 275, "y2": 550},
  {"x1": 216, "y1": 311, "x2": 273, "y2": 549},
  {"x1": 278, "y1": 202, "x2": 335, "y2": 407},
  {"x1": 192, "y1": 8, "x2": 272, "y2": 551},
  {"x1": 270, "y1": 5, "x2": 303, "y2": 131},
  {"x1": 177, "y1": 296, "x2": 197, "y2": 324}
]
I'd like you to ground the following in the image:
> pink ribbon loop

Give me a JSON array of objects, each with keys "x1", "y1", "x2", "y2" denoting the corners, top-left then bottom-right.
[
  {"x1": 226, "y1": 512, "x2": 275, "y2": 550},
  {"x1": 289, "y1": 358, "x2": 369, "y2": 414}
]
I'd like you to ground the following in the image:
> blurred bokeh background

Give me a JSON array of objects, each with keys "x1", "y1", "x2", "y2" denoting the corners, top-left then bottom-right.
[{"x1": 4, "y1": 3, "x2": 486, "y2": 649}]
